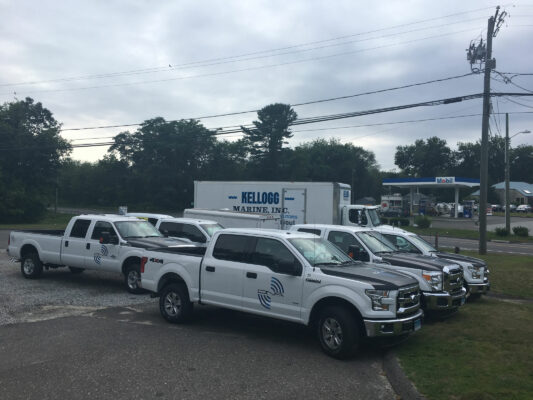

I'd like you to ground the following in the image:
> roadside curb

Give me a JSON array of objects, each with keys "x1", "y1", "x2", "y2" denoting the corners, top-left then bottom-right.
[{"x1": 383, "y1": 351, "x2": 427, "y2": 400}]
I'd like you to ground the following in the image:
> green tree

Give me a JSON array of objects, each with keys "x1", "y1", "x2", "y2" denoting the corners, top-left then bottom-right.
[
  {"x1": 286, "y1": 138, "x2": 380, "y2": 199},
  {"x1": 454, "y1": 136, "x2": 506, "y2": 184},
  {"x1": 109, "y1": 118, "x2": 215, "y2": 209},
  {"x1": 394, "y1": 136, "x2": 454, "y2": 177},
  {"x1": 510, "y1": 145, "x2": 533, "y2": 183},
  {"x1": 241, "y1": 103, "x2": 297, "y2": 178},
  {"x1": 0, "y1": 98, "x2": 71, "y2": 221}
]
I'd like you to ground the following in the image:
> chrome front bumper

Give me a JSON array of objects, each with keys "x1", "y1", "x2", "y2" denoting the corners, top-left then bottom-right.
[
  {"x1": 468, "y1": 282, "x2": 490, "y2": 295},
  {"x1": 423, "y1": 287, "x2": 467, "y2": 310},
  {"x1": 364, "y1": 309, "x2": 424, "y2": 337}
]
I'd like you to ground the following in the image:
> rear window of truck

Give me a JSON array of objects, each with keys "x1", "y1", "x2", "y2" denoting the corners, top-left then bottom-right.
[
  {"x1": 212, "y1": 234, "x2": 254, "y2": 263},
  {"x1": 70, "y1": 219, "x2": 91, "y2": 238}
]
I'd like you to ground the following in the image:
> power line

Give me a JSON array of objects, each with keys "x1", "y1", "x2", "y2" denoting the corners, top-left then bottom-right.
[
  {"x1": 1, "y1": 27, "x2": 482, "y2": 96},
  {"x1": 0, "y1": 6, "x2": 500, "y2": 88},
  {"x1": 60, "y1": 72, "x2": 476, "y2": 132}
]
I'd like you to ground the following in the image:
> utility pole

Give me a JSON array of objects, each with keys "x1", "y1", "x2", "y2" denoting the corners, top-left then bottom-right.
[
  {"x1": 505, "y1": 113, "x2": 510, "y2": 233},
  {"x1": 467, "y1": 6, "x2": 505, "y2": 254}
]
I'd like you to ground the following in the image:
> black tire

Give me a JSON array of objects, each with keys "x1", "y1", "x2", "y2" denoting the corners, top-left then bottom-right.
[
  {"x1": 69, "y1": 267, "x2": 85, "y2": 274},
  {"x1": 124, "y1": 263, "x2": 143, "y2": 294},
  {"x1": 21, "y1": 252, "x2": 43, "y2": 279},
  {"x1": 159, "y1": 283, "x2": 193, "y2": 323},
  {"x1": 317, "y1": 306, "x2": 360, "y2": 359}
]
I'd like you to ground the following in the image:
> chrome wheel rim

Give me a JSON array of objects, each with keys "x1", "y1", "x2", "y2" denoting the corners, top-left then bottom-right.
[
  {"x1": 164, "y1": 292, "x2": 181, "y2": 316},
  {"x1": 322, "y1": 317, "x2": 343, "y2": 350},
  {"x1": 127, "y1": 270, "x2": 140, "y2": 289},
  {"x1": 23, "y1": 259, "x2": 35, "y2": 275}
]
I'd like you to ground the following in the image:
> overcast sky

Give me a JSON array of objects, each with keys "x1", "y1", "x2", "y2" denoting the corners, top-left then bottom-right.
[{"x1": 1, "y1": 0, "x2": 532, "y2": 171}]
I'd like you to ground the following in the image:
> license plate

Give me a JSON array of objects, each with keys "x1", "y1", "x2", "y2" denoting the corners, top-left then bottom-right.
[
  {"x1": 461, "y1": 297, "x2": 466, "y2": 306},
  {"x1": 414, "y1": 319, "x2": 422, "y2": 331}
]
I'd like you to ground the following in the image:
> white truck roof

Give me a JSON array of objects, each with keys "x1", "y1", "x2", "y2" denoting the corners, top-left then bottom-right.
[
  {"x1": 159, "y1": 217, "x2": 220, "y2": 225},
  {"x1": 126, "y1": 212, "x2": 174, "y2": 220},
  {"x1": 291, "y1": 224, "x2": 371, "y2": 233},
  {"x1": 77, "y1": 214, "x2": 142, "y2": 223},
  {"x1": 220, "y1": 228, "x2": 317, "y2": 240}
]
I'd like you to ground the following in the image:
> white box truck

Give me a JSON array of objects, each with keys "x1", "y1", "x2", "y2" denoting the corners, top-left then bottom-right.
[
  {"x1": 182, "y1": 208, "x2": 280, "y2": 229},
  {"x1": 192, "y1": 181, "x2": 386, "y2": 229}
]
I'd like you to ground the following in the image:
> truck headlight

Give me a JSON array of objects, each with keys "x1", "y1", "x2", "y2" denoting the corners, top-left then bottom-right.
[
  {"x1": 467, "y1": 265, "x2": 483, "y2": 279},
  {"x1": 365, "y1": 289, "x2": 393, "y2": 311},
  {"x1": 422, "y1": 271, "x2": 442, "y2": 291}
]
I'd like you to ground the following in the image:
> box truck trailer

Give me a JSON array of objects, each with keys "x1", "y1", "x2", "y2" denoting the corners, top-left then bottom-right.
[{"x1": 192, "y1": 181, "x2": 386, "y2": 229}]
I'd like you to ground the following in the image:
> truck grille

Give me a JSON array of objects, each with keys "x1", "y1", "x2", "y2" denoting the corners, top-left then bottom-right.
[
  {"x1": 397, "y1": 284, "x2": 420, "y2": 317},
  {"x1": 444, "y1": 268, "x2": 463, "y2": 294}
]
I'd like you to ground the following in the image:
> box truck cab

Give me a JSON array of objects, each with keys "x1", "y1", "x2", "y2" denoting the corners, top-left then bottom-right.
[{"x1": 193, "y1": 181, "x2": 390, "y2": 230}]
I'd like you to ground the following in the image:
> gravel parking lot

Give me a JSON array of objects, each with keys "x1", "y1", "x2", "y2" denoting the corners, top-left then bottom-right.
[
  {"x1": 0, "y1": 251, "x2": 152, "y2": 326},
  {"x1": 0, "y1": 251, "x2": 400, "y2": 400}
]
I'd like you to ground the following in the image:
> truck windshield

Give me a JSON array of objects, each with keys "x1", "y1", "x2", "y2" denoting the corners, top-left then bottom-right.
[
  {"x1": 355, "y1": 231, "x2": 396, "y2": 254},
  {"x1": 200, "y1": 223, "x2": 224, "y2": 237},
  {"x1": 114, "y1": 221, "x2": 163, "y2": 238},
  {"x1": 408, "y1": 234, "x2": 437, "y2": 252},
  {"x1": 367, "y1": 209, "x2": 382, "y2": 226},
  {"x1": 289, "y1": 237, "x2": 353, "y2": 266}
]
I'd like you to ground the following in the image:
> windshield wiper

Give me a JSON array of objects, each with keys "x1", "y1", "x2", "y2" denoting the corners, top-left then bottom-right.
[{"x1": 313, "y1": 262, "x2": 343, "y2": 267}]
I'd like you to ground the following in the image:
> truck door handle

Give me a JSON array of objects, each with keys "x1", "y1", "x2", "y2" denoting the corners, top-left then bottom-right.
[
  {"x1": 205, "y1": 266, "x2": 215, "y2": 272},
  {"x1": 246, "y1": 272, "x2": 257, "y2": 279},
  {"x1": 86, "y1": 243, "x2": 90, "y2": 250},
  {"x1": 65, "y1": 241, "x2": 69, "y2": 247}
]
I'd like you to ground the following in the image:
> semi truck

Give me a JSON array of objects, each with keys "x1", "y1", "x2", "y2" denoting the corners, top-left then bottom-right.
[{"x1": 193, "y1": 181, "x2": 386, "y2": 229}]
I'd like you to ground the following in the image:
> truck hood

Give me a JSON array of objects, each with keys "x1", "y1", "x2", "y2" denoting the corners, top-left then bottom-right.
[
  {"x1": 380, "y1": 252, "x2": 457, "y2": 272},
  {"x1": 435, "y1": 252, "x2": 486, "y2": 267},
  {"x1": 126, "y1": 237, "x2": 191, "y2": 249},
  {"x1": 320, "y1": 263, "x2": 418, "y2": 290}
]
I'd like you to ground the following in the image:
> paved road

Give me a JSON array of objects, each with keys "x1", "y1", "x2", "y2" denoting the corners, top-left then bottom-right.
[
  {"x1": 0, "y1": 251, "x2": 397, "y2": 400},
  {"x1": 420, "y1": 235, "x2": 533, "y2": 256},
  {"x1": 0, "y1": 305, "x2": 396, "y2": 400}
]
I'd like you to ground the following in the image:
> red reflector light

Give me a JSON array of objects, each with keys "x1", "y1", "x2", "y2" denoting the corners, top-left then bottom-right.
[{"x1": 140, "y1": 257, "x2": 148, "y2": 273}]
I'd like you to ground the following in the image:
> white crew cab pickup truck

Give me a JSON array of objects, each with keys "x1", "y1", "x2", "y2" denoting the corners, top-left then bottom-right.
[
  {"x1": 126, "y1": 213, "x2": 224, "y2": 244},
  {"x1": 7, "y1": 214, "x2": 189, "y2": 293},
  {"x1": 140, "y1": 228, "x2": 423, "y2": 359},
  {"x1": 291, "y1": 225, "x2": 467, "y2": 313},
  {"x1": 373, "y1": 227, "x2": 490, "y2": 298}
]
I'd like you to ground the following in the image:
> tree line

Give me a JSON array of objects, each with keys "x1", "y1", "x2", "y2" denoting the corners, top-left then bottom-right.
[{"x1": 1, "y1": 98, "x2": 531, "y2": 221}]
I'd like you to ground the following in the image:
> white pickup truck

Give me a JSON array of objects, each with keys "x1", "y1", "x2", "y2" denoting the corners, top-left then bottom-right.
[
  {"x1": 140, "y1": 228, "x2": 423, "y2": 359},
  {"x1": 126, "y1": 213, "x2": 224, "y2": 244},
  {"x1": 373, "y1": 227, "x2": 490, "y2": 298},
  {"x1": 290, "y1": 225, "x2": 467, "y2": 313},
  {"x1": 7, "y1": 214, "x2": 190, "y2": 293}
]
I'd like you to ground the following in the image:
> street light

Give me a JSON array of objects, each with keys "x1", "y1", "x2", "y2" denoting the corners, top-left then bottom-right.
[{"x1": 505, "y1": 113, "x2": 531, "y2": 232}]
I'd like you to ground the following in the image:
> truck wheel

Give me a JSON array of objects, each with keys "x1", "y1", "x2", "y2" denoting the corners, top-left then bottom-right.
[
  {"x1": 69, "y1": 267, "x2": 85, "y2": 274},
  {"x1": 317, "y1": 306, "x2": 360, "y2": 359},
  {"x1": 124, "y1": 263, "x2": 143, "y2": 294},
  {"x1": 21, "y1": 252, "x2": 43, "y2": 279},
  {"x1": 159, "y1": 283, "x2": 193, "y2": 323}
]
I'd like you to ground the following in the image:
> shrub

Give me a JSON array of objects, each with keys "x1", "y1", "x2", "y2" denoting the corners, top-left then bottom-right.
[
  {"x1": 494, "y1": 227, "x2": 510, "y2": 236},
  {"x1": 414, "y1": 215, "x2": 431, "y2": 229},
  {"x1": 389, "y1": 217, "x2": 410, "y2": 227},
  {"x1": 512, "y1": 226, "x2": 529, "y2": 237},
  {"x1": 381, "y1": 217, "x2": 389, "y2": 224}
]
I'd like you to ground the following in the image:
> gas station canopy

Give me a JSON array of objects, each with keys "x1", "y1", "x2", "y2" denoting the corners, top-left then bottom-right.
[{"x1": 382, "y1": 177, "x2": 480, "y2": 218}]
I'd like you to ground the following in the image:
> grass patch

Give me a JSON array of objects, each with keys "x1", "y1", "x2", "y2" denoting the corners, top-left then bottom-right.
[
  {"x1": 403, "y1": 226, "x2": 533, "y2": 243},
  {"x1": 493, "y1": 212, "x2": 533, "y2": 218},
  {"x1": 0, "y1": 212, "x2": 75, "y2": 230},
  {"x1": 397, "y1": 298, "x2": 533, "y2": 400},
  {"x1": 460, "y1": 251, "x2": 533, "y2": 298}
]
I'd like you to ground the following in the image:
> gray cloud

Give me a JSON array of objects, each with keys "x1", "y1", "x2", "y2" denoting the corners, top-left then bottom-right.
[{"x1": 1, "y1": 0, "x2": 532, "y2": 171}]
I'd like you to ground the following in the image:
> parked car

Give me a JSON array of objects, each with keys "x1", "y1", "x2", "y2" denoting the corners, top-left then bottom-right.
[
  {"x1": 374, "y1": 227, "x2": 490, "y2": 298},
  {"x1": 7, "y1": 214, "x2": 191, "y2": 293},
  {"x1": 140, "y1": 228, "x2": 423, "y2": 359},
  {"x1": 290, "y1": 224, "x2": 466, "y2": 313},
  {"x1": 517, "y1": 204, "x2": 532, "y2": 213}
]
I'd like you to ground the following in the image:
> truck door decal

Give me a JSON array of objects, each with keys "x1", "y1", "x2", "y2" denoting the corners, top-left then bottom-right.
[
  {"x1": 93, "y1": 244, "x2": 109, "y2": 265},
  {"x1": 257, "y1": 277, "x2": 285, "y2": 309}
]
